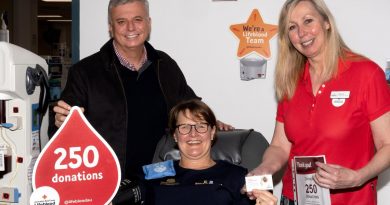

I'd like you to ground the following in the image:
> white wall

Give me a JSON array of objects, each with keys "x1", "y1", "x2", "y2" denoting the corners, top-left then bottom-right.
[{"x1": 80, "y1": 0, "x2": 390, "y2": 203}]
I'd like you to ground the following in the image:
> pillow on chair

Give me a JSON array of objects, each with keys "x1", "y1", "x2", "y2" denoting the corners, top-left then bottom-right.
[{"x1": 152, "y1": 129, "x2": 269, "y2": 171}]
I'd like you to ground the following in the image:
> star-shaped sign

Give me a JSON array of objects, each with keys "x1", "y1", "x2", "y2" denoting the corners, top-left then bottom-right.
[{"x1": 230, "y1": 9, "x2": 278, "y2": 59}]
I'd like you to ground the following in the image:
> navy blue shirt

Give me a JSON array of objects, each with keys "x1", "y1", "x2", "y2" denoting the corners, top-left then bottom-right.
[{"x1": 144, "y1": 160, "x2": 254, "y2": 205}]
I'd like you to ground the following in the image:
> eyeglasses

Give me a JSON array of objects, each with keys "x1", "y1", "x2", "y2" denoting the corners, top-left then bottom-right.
[{"x1": 176, "y1": 123, "x2": 209, "y2": 135}]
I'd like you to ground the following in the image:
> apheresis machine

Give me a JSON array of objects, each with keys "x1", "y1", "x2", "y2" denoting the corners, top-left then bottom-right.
[{"x1": 0, "y1": 42, "x2": 50, "y2": 204}]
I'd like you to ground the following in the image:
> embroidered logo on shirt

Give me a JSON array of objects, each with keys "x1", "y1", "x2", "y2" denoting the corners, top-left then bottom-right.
[
  {"x1": 330, "y1": 91, "x2": 350, "y2": 107},
  {"x1": 195, "y1": 180, "x2": 214, "y2": 185},
  {"x1": 160, "y1": 178, "x2": 179, "y2": 185}
]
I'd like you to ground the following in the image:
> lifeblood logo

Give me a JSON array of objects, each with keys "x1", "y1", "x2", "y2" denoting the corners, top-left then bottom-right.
[
  {"x1": 230, "y1": 9, "x2": 278, "y2": 59},
  {"x1": 30, "y1": 186, "x2": 59, "y2": 205},
  {"x1": 31, "y1": 107, "x2": 121, "y2": 205}
]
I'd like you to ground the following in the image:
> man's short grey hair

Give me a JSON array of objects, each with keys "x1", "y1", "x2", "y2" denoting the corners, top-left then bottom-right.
[{"x1": 108, "y1": 0, "x2": 149, "y2": 24}]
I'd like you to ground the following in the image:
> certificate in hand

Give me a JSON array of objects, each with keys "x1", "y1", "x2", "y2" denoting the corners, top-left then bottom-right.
[
  {"x1": 245, "y1": 174, "x2": 273, "y2": 192},
  {"x1": 292, "y1": 155, "x2": 331, "y2": 205}
]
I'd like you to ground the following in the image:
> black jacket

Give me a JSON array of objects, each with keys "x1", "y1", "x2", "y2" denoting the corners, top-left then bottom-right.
[{"x1": 57, "y1": 39, "x2": 199, "y2": 175}]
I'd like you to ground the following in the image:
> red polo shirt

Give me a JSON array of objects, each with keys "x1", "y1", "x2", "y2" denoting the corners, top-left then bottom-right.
[{"x1": 277, "y1": 56, "x2": 390, "y2": 205}]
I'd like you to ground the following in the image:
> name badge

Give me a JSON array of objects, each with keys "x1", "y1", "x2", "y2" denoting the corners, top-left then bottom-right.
[{"x1": 330, "y1": 91, "x2": 350, "y2": 99}]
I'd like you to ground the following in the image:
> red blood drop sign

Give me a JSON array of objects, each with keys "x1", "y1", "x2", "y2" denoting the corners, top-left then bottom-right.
[{"x1": 32, "y1": 107, "x2": 121, "y2": 205}]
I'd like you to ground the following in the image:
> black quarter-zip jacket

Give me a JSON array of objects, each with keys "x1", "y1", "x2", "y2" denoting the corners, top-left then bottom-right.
[{"x1": 55, "y1": 38, "x2": 200, "y2": 177}]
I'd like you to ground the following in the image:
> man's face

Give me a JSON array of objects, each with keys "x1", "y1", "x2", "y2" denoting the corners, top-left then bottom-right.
[{"x1": 109, "y1": 1, "x2": 151, "y2": 51}]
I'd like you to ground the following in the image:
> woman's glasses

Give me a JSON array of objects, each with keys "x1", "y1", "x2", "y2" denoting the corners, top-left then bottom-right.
[{"x1": 175, "y1": 123, "x2": 209, "y2": 135}]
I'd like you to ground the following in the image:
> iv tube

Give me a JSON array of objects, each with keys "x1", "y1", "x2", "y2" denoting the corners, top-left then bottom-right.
[{"x1": 0, "y1": 12, "x2": 9, "y2": 42}]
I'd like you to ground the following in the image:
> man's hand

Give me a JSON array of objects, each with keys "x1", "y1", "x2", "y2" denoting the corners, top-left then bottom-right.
[
  {"x1": 53, "y1": 100, "x2": 84, "y2": 128},
  {"x1": 216, "y1": 120, "x2": 234, "y2": 131}
]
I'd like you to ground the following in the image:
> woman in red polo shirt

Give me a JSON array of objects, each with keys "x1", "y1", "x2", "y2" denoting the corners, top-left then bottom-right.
[{"x1": 248, "y1": 0, "x2": 390, "y2": 204}]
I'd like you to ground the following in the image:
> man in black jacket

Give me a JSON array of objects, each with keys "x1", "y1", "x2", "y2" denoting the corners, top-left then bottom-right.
[{"x1": 52, "y1": 0, "x2": 232, "y2": 180}]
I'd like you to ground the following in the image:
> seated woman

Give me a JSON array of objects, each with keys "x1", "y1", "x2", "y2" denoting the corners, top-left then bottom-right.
[{"x1": 142, "y1": 99, "x2": 277, "y2": 205}]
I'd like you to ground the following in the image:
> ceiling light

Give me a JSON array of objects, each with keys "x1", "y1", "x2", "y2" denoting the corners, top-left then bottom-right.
[
  {"x1": 47, "y1": 19, "x2": 72, "y2": 22},
  {"x1": 38, "y1": 15, "x2": 62, "y2": 18},
  {"x1": 42, "y1": 0, "x2": 72, "y2": 2}
]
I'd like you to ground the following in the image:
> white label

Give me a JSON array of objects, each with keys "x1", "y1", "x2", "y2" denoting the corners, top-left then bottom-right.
[
  {"x1": 332, "y1": 98, "x2": 346, "y2": 107},
  {"x1": 330, "y1": 91, "x2": 350, "y2": 99}
]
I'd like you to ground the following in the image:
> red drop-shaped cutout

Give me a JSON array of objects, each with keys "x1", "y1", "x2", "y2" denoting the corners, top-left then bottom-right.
[{"x1": 32, "y1": 107, "x2": 121, "y2": 205}]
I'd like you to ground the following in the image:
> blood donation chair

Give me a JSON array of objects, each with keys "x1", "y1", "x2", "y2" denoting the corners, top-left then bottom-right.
[{"x1": 152, "y1": 129, "x2": 269, "y2": 171}]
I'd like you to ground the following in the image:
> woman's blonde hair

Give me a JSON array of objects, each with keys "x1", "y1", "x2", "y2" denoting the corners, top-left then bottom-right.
[{"x1": 275, "y1": 0, "x2": 350, "y2": 100}]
